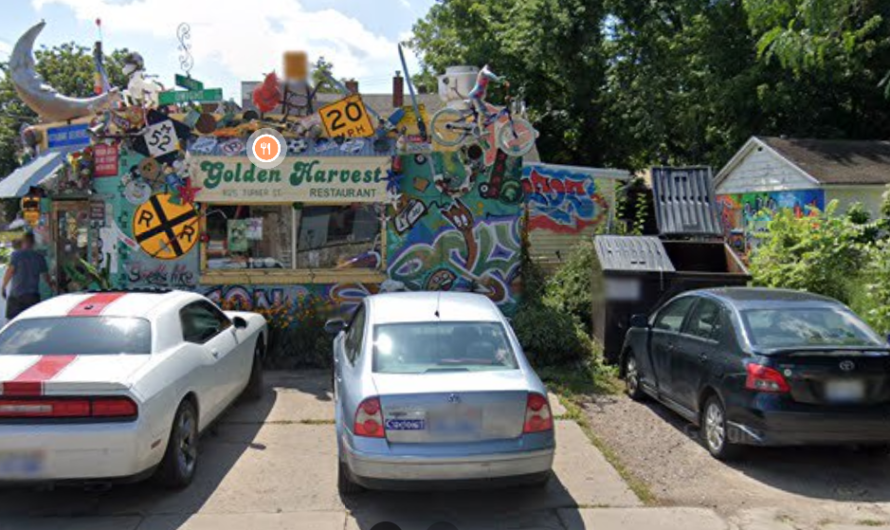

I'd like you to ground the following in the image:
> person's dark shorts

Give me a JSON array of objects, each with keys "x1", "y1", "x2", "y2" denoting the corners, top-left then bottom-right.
[{"x1": 7, "y1": 293, "x2": 41, "y2": 320}]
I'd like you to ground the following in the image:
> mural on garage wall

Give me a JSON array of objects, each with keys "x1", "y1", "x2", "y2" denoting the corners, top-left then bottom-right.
[
  {"x1": 386, "y1": 150, "x2": 524, "y2": 314},
  {"x1": 521, "y1": 164, "x2": 611, "y2": 234},
  {"x1": 717, "y1": 189, "x2": 825, "y2": 254}
]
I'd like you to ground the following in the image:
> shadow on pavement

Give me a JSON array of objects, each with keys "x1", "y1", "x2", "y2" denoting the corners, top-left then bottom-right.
[
  {"x1": 343, "y1": 473, "x2": 576, "y2": 530},
  {"x1": 0, "y1": 376, "x2": 278, "y2": 524},
  {"x1": 637, "y1": 395, "x2": 890, "y2": 503}
]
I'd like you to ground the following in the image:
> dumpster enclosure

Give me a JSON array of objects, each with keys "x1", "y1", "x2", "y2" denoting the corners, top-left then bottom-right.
[{"x1": 593, "y1": 167, "x2": 750, "y2": 363}]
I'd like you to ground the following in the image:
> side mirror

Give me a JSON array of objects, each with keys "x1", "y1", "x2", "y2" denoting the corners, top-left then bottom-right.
[
  {"x1": 886, "y1": 333, "x2": 890, "y2": 346},
  {"x1": 630, "y1": 314, "x2": 649, "y2": 329},
  {"x1": 233, "y1": 316, "x2": 248, "y2": 329},
  {"x1": 324, "y1": 318, "x2": 347, "y2": 336}
]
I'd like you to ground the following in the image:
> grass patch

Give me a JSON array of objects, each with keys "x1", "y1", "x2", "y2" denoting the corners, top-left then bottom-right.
[
  {"x1": 538, "y1": 364, "x2": 621, "y2": 398},
  {"x1": 546, "y1": 378, "x2": 657, "y2": 506},
  {"x1": 856, "y1": 520, "x2": 887, "y2": 527}
]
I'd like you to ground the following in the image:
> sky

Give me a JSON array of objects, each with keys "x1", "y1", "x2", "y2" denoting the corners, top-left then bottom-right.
[{"x1": 0, "y1": 0, "x2": 436, "y2": 101}]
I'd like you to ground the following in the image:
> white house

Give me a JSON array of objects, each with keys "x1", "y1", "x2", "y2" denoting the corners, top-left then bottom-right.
[{"x1": 714, "y1": 136, "x2": 890, "y2": 253}]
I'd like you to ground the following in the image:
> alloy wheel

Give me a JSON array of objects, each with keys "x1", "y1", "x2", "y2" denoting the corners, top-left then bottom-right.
[
  {"x1": 626, "y1": 356, "x2": 640, "y2": 395},
  {"x1": 177, "y1": 407, "x2": 198, "y2": 477},
  {"x1": 705, "y1": 401, "x2": 725, "y2": 453}
]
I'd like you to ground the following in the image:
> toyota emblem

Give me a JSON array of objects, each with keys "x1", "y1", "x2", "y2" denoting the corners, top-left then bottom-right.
[
  {"x1": 839, "y1": 360, "x2": 856, "y2": 372},
  {"x1": 447, "y1": 393, "x2": 461, "y2": 404}
]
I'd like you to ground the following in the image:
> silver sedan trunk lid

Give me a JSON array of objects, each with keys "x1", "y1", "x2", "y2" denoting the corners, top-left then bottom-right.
[{"x1": 374, "y1": 371, "x2": 529, "y2": 443}]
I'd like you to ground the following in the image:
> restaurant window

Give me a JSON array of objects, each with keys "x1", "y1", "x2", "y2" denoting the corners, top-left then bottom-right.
[{"x1": 203, "y1": 203, "x2": 380, "y2": 271}]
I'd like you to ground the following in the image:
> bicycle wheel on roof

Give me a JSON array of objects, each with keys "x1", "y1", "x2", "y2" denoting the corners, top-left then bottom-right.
[{"x1": 430, "y1": 108, "x2": 471, "y2": 148}]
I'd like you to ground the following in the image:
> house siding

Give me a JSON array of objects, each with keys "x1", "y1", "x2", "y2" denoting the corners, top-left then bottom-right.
[
  {"x1": 716, "y1": 145, "x2": 815, "y2": 194},
  {"x1": 824, "y1": 186, "x2": 887, "y2": 219}
]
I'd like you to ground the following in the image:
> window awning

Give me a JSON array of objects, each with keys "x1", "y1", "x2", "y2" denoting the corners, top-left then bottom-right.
[{"x1": 0, "y1": 149, "x2": 71, "y2": 198}]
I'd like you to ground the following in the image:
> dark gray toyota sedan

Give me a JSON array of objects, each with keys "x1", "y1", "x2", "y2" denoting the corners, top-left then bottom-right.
[{"x1": 620, "y1": 287, "x2": 890, "y2": 460}]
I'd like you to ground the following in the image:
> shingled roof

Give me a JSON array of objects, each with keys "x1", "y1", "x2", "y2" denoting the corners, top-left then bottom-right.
[{"x1": 757, "y1": 136, "x2": 890, "y2": 186}]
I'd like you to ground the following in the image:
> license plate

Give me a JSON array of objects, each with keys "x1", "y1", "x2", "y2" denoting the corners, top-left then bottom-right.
[
  {"x1": 825, "y1": 380, "x2": 866, "y2": 403},
  {"x1": 385, "y1": 419, "x2": 426, "y2": 431},
  {"x1": 0, "y1": 451, "x2": 45, "y2": 480},
  {"x1": 429, "y1": 406, "x2": 482, "y2": 435}
]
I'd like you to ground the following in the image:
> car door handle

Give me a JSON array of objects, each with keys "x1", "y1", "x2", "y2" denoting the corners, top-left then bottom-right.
[
  {"x1": 699, "y1": 353, "x2": 708, "y2": 363},
  {"x1": 210, "y1": 348, "x2": 220, "y2": 359}
]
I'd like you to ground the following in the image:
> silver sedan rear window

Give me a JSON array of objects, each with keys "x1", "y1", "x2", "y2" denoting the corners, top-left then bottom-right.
[
  {"x1": 0, "y1": 317, "x2": 152, "y2": 355},
  {"x1": 373, "y1": 322, "x2": 518, "y2": 374}
]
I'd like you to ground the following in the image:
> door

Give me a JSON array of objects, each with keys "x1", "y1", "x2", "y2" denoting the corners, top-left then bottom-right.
[
  {"x1": 52, "y1": 201, "x2": 90, "y2": 292},
  {"x1": 649, "y1": 297, "x2": 696, "y2": 399},
  {"x1": 180, "y1": 301, "x2": 239, "y2": 421},
  {"x1": 673, "y1": 298, "x2": 724, "y2": 411}
]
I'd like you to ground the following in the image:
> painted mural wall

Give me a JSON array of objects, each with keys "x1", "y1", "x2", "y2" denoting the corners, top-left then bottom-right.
[
  {"x1": 716, "y1": 189, "x2": 825, "y2": 254},
  {"x1": 386, "y1": 151, "x2": 524, "y2": 314}
]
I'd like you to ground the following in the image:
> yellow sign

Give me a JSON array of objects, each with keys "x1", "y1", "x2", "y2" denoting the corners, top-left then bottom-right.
[
  {"x1": 319, "y1": 94, "x2": 375, "y2": 138},
  {"x1": 397, "y1": 104, "x2": 430, "y2": 136},
  {"x1": 133, "y1": 193, "x2": 199, "y2": 260},
  {"x1": 283, "y1": 51, "x2": 308, "y2": 81}
]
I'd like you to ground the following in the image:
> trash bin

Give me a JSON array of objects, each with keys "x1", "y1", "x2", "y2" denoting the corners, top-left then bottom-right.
[{"x1": 593, "y1": 167, "x2": 751, "y2": 363}]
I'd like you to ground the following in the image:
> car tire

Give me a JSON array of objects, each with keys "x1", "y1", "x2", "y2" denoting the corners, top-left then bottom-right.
[
  {"x1": 155, "y1": 399, "x2": 199, "y2": 489},
  {"x1": 623, "y1": 352, "x2": 645, "y2": 401},
  {"x1": 244, "y1": 341, "x2": 264, "y2": 401},
  {"x1": 701, "y1": 395, "x2": 743, "y2": 461},
  {"x1": 338, "y1": 459, "x2": 363, "y2": 495}
]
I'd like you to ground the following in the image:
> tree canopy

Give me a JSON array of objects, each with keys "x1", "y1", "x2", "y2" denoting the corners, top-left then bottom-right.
[
  {"x1": 410, "y1": 0, "x2": 890, "y2": 170},
  {"x1": 0, "y1": 42, "x2": 131, "y2": 179}
]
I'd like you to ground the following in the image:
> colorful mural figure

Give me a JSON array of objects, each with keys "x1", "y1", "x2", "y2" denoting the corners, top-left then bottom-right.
[
  {"x1": 521, "y1": 164, "x2": 611, "y2": 234},
  {"x1": 387, "y1": 151, "x2": 523, "y2": 313},
  {"x1": 717, "y1": 189, "x2": 825, "y2": 254}
]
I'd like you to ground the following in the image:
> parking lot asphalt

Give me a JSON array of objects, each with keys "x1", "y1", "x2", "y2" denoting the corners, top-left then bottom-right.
[{"x1": 2, "y1": 371, "x2": 880, "y2": 530}]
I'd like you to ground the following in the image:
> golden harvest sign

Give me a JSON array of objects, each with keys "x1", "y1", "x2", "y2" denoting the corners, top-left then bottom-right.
[{"x1": 190, "y1": 156, "x2": 389, "y2": 203}]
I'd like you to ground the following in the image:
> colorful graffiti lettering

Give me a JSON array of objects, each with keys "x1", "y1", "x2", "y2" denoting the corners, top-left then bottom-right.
[
  {"x1": 203, "y1": 283, "x2": 378, "y2": 329},
  {"x1": 521, "y1": 165, "x2": 610, "y2": 234}
]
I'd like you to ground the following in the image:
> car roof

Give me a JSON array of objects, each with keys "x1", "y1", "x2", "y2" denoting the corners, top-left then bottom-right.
[
  {"x1": 14, "y1": 290, "x2": 202, "y2": 320},
  {"x1": 687, "y1": 287, "x2": 842, "y2": 310},
  {"x1": 367, "y1": 292, "x2": 503, "y2": 325}
]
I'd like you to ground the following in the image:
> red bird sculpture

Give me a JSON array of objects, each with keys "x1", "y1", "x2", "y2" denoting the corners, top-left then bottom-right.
[{"x1": 253, "y1": 72, "x2": 281, "y2": 114}]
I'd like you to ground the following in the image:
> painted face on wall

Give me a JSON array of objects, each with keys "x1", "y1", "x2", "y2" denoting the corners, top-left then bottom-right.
[{"x1": 426, "y1": 269, "x2": 456, "y2": 291}]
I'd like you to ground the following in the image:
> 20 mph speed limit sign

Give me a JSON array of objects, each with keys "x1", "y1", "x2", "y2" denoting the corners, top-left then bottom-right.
[{"x1": 319, "y1": 94, "x2": 375, "y2": 138}]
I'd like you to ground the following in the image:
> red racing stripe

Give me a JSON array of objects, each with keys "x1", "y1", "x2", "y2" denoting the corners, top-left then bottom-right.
[
  {"x1": 1, "y1": 355, "x2": 79, "y2": 396},
  {"x1": 68, "y1": 292, "x2": 127, "y2": 317}
]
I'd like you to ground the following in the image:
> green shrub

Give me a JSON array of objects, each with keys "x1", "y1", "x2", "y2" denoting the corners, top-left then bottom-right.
[
  {"x1": 749, "y1": 201, "x2": 869, "y2": 304},
  {"x1": 266, "y1": 313, "x2": 334, "y2": 369},
  {"x1": 854, "y1": 240, "x2": 890, "y2": 336},
  {"x1": 542, "y1": 240, "x2": 595, "y2": 330},
  {"x1": 512, "y1": 302, "x2": 591, "y2": 367}
]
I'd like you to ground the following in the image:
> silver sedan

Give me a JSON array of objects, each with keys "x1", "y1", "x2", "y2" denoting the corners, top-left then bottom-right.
[{"x1": 326, "y1": 292, "x2": 555, "y2": 493}]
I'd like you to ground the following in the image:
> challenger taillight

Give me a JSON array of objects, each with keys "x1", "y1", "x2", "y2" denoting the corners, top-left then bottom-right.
[
  {"x1": 0, "y1": 397, "x2": 138, "y2": 420},
  {"x1": 523, "y1": 393, "x2": 553, "y2": 433},
  {"x1": 745, "y1": 364, "x2": 790, "y2": 393},
  {"x1": 354, "y1": 397, "x2": 385, "y2": 438}
]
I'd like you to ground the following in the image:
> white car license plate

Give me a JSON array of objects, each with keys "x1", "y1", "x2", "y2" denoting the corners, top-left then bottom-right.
[
  {"x1": 825, "y1": 380, "x2": 865, "y2": 403},
  {"x1": 0, "y1": 451, "x2": 45, "y2": 479}
]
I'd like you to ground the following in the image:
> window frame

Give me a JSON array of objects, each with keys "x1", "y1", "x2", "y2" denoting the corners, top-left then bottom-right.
[
  {"x1": 344, "y1": 304, "x2": 367, "y2": 365},
  {"x1": 652, "y1": 296, "x2": 696, "y2": 334},
  {"x1": 681, "y1": 298, "x2": 723, "y2": 343},
  {"x1": 180, "y1": 300, "x2": 233, "y2": 345},
  {"x1": 199, "y1": 202, "x2": 388, "y2": 284}
]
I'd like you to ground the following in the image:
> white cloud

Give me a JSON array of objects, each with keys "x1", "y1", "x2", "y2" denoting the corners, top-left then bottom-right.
[{"x1": 32, "y1": 0, "x2": 411, "y2": 93}]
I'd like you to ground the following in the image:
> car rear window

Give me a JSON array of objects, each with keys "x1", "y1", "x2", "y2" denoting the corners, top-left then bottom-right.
[
  {"x1": 741, "y1": 308, "x2": 884, "y2": 350},
  {"x1": 373, "y1": 322, "x2": 519, "y2": 374},
  {"x1": 0, "y1": 317, "x2": 152, "y2": 355}
]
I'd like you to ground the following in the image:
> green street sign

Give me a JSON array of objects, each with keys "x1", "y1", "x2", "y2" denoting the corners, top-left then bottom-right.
[
  {"x1": 175, "y1": 74, "x2": 204, "y2": 91},
  {"x1": 158, "y1": 88, "x2": 222, "y2": 105}
]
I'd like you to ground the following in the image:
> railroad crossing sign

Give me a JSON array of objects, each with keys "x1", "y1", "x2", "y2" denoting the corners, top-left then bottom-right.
[{"x1": 133, "y1": 193, "x2": 199, "y2": 260}]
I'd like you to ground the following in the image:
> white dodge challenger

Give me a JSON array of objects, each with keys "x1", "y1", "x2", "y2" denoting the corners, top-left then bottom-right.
[{"x1": 0, "y1": 290, "x2": 267, "y2": 488}]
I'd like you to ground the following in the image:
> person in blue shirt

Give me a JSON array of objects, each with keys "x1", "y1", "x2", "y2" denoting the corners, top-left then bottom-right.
[{"x1": 2, "y1": 232, "x2": 54, "y2": 319}]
